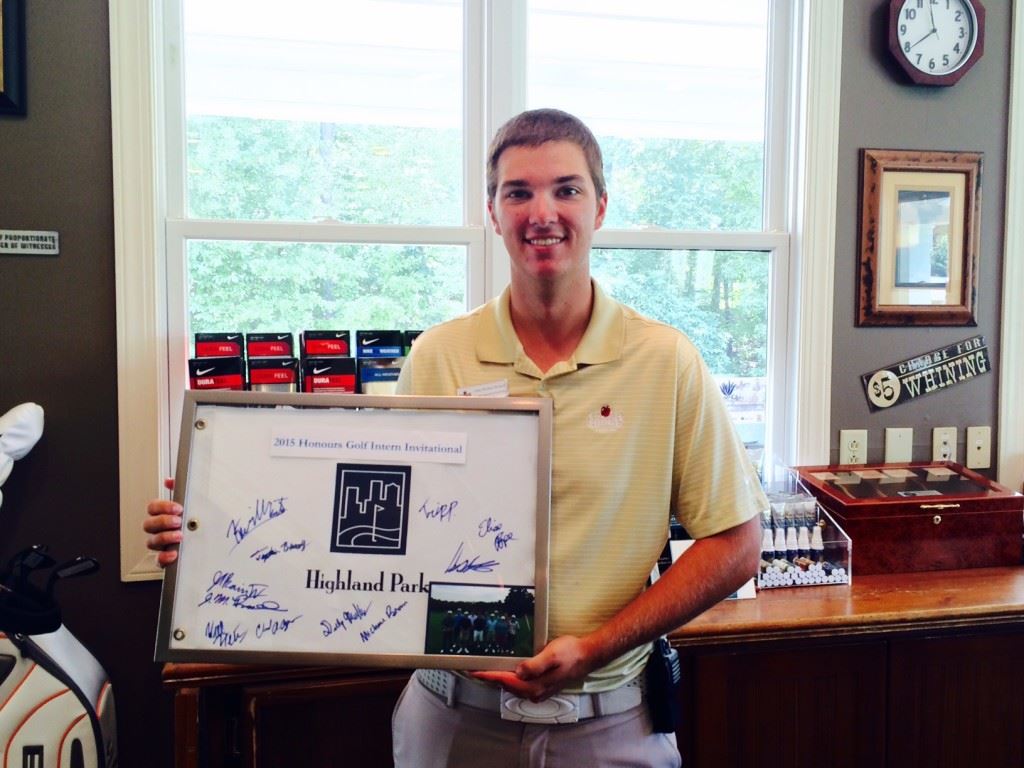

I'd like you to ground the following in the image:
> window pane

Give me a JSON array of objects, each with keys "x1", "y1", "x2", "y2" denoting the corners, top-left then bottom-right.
[
  {"x1": 183, "y1": 0, "x2": 463, "y2": 224},
  {"x1": 527, "y1": 1, "x2": 768, "y2": 230},
  {"x1": 186, "y1": 241, "x2": 467, "y2": 334},
  {"x1": 591, "y1": 248, "x2": 768, "y2": 450}
]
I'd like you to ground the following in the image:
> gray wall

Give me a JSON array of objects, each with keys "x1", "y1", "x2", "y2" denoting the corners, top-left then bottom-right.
[
  {"x1": 0, "y1": 1, "x2": 1014, "y2": 763},
  {"x1": 832, "y1": 1, "x2": 1011, "y2": 468}
]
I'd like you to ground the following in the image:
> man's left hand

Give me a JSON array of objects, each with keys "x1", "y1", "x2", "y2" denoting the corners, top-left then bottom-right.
[{"x1": 471, "y1": 634, "x2": 597, "y2": 701}]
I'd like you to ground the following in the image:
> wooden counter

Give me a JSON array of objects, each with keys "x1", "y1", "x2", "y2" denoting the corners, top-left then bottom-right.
[
  {"x1": 164, "y1": 567, "x2": 1024, "y2": 768},
  {"x1": 673, "y1": 565, "x2": 1024, "y2": 645}
]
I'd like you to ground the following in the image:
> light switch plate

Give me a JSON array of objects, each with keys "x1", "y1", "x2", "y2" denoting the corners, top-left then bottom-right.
[{"x1": 884, "y1": 427, "x2": 913, "y2": 463}]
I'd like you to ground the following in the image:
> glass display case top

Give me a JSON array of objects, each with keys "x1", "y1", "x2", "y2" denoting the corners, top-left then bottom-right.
[{"x1": 805, "y1": 464, "x2": 998, "y2": 502}]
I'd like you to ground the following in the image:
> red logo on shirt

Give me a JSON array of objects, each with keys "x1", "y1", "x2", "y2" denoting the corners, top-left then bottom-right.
[{"x1": 588, "y1": 404, "x2": 623, "y2": 433}]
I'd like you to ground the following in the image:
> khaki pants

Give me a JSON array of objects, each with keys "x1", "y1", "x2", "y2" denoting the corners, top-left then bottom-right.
[{"x1": 392, "y1": 675, "x2": 682, "y2": 768}]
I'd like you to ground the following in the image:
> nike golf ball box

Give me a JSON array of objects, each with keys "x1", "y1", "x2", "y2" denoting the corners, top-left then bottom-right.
[
  {"x1": 248, "y1": 357, "x2": 299, "y2": 392},
  {"x1": 188, "y1": 357, "x2": 245, "y2": 390},
  {"x1": 194, "y1": 332, "x2": 243, "y2": 358},
  {"x1": 300, "y1": 330, "x2": 351, "y2": 357},
  {"x1": 356, "y1": 330, "x2": 404, "y2": 358},
  {"x1": 301, "y1": 357, "x2": 357, "y2": 393},
  {"x1": 358, "y1": 358, "x2": 403, "y2": 394},
  {"x1": 245, "y1": 332, "x2": 294, "y2": 358}
]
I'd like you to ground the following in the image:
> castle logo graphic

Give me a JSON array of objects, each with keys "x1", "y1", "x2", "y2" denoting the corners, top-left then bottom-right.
[{"x1": 331, "y1": 463, "x2": 411, "y2": 555}]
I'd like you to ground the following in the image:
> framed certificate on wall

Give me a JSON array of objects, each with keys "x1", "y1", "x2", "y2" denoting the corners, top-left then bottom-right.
[{"x1": 155, "y1": 391, "x2": 551, "y2": 671}]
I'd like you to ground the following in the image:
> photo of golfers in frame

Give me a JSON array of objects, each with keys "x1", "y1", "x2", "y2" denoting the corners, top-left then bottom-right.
[{"x1": 423, "y1": 583, "x2": 536, "y2": 658}]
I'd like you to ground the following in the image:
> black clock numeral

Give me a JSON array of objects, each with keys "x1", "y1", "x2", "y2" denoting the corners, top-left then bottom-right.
[
  {"x1": 929, "y1": 58, "x2": 936, "y2": 70},
  {"x1": 954, "y1": 10, "x2": 962, "y2": 21},
  {"x1": 959, "y1": 26, "x2": 965, "y2": 38},
  {"x1": 954, "y1": 42, "x2": 961, "y2": 53},
  {"x1": 915, "y1": 53, "x2": 923, "y2": 65},
  {"x1": 905, "y1": 41, "x2": 912, "y2": 52},
  {"x1": 905, "y1": 8, "x2": 918, "y2": 20},
  {"x1": 943, "y1": 54, "x2": 950, "y2": 66},
  {"x1": 900, "y1": 23, "x2": 907, "y2": 34}
]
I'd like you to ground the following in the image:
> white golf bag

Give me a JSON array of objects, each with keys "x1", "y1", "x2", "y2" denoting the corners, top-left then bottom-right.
[
  {"x1": 0, "y1": 404, "x2": 117, "y2": 766},
  {"x1": 0, "y1": 622, "x2": 118, "y2": 768}
]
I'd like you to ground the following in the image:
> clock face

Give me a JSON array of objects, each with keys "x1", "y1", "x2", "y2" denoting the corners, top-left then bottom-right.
[{"x1": 894, "y1": 0, "x2": 978, "y2": 76}]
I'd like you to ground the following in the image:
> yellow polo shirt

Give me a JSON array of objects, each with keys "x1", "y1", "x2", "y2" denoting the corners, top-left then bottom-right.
[{"x1": 397, "y1": 281, "x2": 767, "y2": 691}]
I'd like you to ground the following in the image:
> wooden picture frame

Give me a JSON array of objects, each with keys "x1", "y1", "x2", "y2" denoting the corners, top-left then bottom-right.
[
  {"x1": 858, "y1": 149, "x2": 982, "y2": 326},
  {"x1": 0, "y1": 0, "x2": 25, "y2": 116}
]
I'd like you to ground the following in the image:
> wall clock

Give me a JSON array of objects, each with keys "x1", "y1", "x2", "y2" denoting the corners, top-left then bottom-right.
[{"x1": 889, "y1": 0, "x2": 985, "y2": 86}]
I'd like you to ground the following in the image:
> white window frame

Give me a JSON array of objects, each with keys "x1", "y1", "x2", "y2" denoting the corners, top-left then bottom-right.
[
  {"x1": 997, "y1": 0, "x2": 1024, "y2": 491},
  {"x1": 111, "y1": 0, "x2": 842, "y2": 580}
]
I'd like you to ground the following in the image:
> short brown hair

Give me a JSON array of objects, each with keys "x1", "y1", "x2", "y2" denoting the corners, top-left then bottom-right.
[{"x1": 486, "y1": 109, "x2": 606, "y2": 201}]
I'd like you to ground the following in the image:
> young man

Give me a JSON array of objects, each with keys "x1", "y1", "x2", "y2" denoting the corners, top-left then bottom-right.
[
  {"x1": 388, "y1": 109, "x2": 766, "y2": 767},
  {"x1": 145, "y1": 109, "x2": 766, "y2": 767}
]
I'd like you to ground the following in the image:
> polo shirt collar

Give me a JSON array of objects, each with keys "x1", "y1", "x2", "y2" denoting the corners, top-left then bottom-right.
[{"x1": 475, "y1": 280, "x2": 625, "y2": 366}]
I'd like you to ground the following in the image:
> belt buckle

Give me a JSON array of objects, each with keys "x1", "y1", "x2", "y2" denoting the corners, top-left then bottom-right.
[{"x1": 499, "y1": 691, "x2": 580, "y2": 724}]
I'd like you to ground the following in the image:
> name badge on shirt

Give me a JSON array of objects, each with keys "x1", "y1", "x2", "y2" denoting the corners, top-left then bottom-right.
[{"x1": 457, "y1": 379, "x2": 510, "y2": 397}]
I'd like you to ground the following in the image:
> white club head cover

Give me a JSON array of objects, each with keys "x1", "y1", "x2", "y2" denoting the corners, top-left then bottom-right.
[{"x1": 0, "y1": 403, "x2": 45, "y2": 508}]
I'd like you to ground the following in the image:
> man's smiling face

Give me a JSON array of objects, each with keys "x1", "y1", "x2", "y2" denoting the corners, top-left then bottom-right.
[{"x1": 488, "y1": 140, "x2": 607, "y2": 286}]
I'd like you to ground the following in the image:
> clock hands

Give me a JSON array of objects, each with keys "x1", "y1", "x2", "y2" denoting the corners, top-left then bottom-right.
[
  {"x1": 909, "y1": 27, "x2": 937, "y2": 50},
  {"x1": 908, "y1": 1, "x2": 941, "y2": 51}
]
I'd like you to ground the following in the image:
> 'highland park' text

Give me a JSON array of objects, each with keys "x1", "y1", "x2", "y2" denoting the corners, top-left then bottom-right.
[{"x1": 305, "y1": 569, "x2": 430, "y2": 594}]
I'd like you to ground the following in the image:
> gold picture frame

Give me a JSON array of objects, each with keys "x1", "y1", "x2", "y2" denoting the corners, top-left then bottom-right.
[
  {"x1": 0, "y1": 0, "x2": 26, "y2": 116},
  {"x1": 858, "y1": 148, "x2": 982, "y2": 326}
]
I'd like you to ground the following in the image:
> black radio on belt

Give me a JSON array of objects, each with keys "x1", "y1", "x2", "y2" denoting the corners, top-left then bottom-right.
[{"x1": 645, "y1": 636, "x2": 681, "y2": 733}]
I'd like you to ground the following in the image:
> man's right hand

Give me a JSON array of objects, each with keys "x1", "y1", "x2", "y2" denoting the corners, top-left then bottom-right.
[{"x1": 143, "y1": 477, "x2": 182, "y2": 567}]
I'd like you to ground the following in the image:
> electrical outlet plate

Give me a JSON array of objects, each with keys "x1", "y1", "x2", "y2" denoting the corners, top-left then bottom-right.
[
  {"x1": 839, "y1": 429, "x2": 868, "y2": 465},
  {"x1": 884, "y1": 427, "x2": 913, "y2": 463},
  {"x1": 932, "y1": 427, "x2": 957, "y2": 463},
  {"x1": 966, "y1": 425, "x2": 991, "y2": 469}
]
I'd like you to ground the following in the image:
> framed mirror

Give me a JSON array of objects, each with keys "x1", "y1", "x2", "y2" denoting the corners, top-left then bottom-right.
[{"x1": 858, "y1": 148, "x2": 982, "y2": 326}]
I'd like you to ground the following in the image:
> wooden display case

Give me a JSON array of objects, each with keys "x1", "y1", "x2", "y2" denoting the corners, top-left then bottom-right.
[{"x1": 792, "y1": 462, "x2": 1023, "y2": 574}]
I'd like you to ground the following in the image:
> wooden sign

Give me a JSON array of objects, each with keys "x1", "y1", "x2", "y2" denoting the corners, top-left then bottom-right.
[{"x1": 861, "y1": 336, "x2": 990, "y2": 411}]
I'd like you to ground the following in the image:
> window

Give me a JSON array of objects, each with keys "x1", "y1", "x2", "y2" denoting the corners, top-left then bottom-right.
[{"x1": 112, "y1": 0, "x2": 842, "y2": 579}]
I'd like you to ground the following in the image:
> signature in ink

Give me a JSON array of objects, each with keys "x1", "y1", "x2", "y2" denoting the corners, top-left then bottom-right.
[
  {"x1": 251, "y1": 539, "x2": 308, "y2": 563},
  {"x1": 478, "y1": 517, "x2": 516, "y2": 551},
  {"x1": 477, "y1": 516, "x2": 502, "y2": 537},
  {"x1": 255, "y1": 615, "x2": 302, "y2": 639},
  {"x1": 226, "y1": 501, "x2": 286, "y2": 548},
  {"x1": 198, "y1": 570, "x2": 287, "y2": 612},
  {"x1": 205, "y1": 620, "x2": 247, "y2": 648},
  {"x1": 420, "y1": 498, "x2": 459, "y2": 522},
  {"x1": 320, "y1": 602, "x2": 373, "y2": 637},
  {"x1": 444, "y1": 542, "x2": 500, "y2": 574},
  {"x1": 359, "y1": 602, "x2": 408, "y2": 643},
  {"x1": 226, "y1": 497, "x2": 288, "y2": 549}
]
